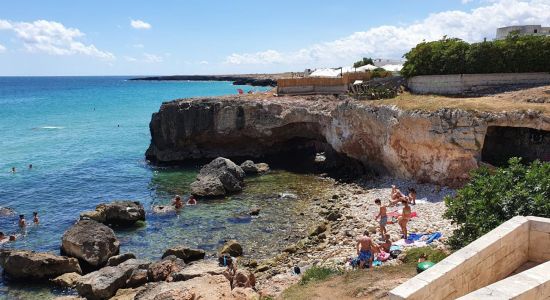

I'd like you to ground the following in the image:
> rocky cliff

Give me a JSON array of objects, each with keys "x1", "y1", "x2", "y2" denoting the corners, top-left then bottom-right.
[{"x1": 146, "y1": 94, "x2": 550, "y2": 187}]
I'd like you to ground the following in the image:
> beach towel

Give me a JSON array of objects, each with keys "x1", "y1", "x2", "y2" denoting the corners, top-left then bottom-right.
[
  {"x1": 372, "y1": 260, "x2": 383, "y2": 267},
  {"x1": 426, "y1": 232, "x2": 442, "y2": 244}
]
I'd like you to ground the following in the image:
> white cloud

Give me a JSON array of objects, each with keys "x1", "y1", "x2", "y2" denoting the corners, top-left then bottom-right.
[
  {"x1": 0, "y1": 44, "x2": 6, "y2": 53},
  {"x1": 199, "y1": 60, "x2": 209, "y2": 65},
  {"x1": 143, "y1": 53, "x2": 163, "y2": 63},
  {"x1": 124, "y1": 56, "x2": 137, "y2": 62},
  {"x1": 462, "y1": 0, "x2": 475, "y2": 4},
  {"x1": 224, "y1": 0, "x2": 550, "y2": 67},
  {"x1": 130, "y1": 19, "x2": 151, "y2": 30},
  {"x1": 133, "y1": 43, "x2": 144, "y2": 48},
  {"x1": 0, "y1": 19, "x2": 114, "y2": 60}
]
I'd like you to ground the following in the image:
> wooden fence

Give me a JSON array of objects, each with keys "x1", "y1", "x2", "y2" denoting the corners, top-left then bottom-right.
[{"x1": 277, "y1": 71, "x2": 391, "y2": 88}]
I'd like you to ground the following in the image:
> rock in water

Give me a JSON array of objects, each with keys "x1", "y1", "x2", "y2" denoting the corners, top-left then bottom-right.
[
  {"x1": 80, "y1": 201, "x2": 145, "y2": 226},
  {"x1": 75, "y1": 259, "x2": 150, "y2": 300},
  {"x1": 161, "y1": 246, "x2": 205, "y2": 263},
  {"x1": 190, "y1": 157, "x2": 245, "y2": 197},
  {"x1": 218, "y1": 240, "x2": 243, "y2": 257},
  {"x1": 0, "y1": 249, "x2": 82, "y2": 280},
  {"x1": 240, "y1": 160, "x2": 270, "y2": 174},
  {"x1": 61, "y1": 220, "x2": 120, "y2": 269},
  {"x1": 0, "y1": 206, "x2": 15, "y2": 217}
]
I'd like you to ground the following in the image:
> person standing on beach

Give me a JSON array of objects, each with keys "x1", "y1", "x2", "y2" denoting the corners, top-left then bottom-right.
[
  {"x1": 398, "y1": 200, "x2": 411, "y2": 240},
  {"x1": 374, "y1": 198, "x2": 387, "y2": 237},
  {"x1": 356, "y1": 230, "x2": 373, "y2": 269}
]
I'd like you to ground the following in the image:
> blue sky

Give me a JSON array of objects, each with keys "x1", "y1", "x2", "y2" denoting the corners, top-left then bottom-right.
[{"x1": 1, "y1": 0, "x2": 549, "y2": 75}]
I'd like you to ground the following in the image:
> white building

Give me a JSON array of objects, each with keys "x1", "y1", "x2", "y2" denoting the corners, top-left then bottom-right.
[{"x1": 496, "y1": 25, "x2": 550, "y2": 39}]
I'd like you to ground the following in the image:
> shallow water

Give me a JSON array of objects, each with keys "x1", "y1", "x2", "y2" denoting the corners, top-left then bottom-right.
[{"x1": 0, "y1": 77, "x2": 332, "y2": 298}]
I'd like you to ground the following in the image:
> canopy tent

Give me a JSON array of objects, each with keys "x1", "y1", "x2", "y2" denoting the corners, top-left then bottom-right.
[
  {"x1": 355, "y1": 64, "x2": 378, "y2": 71},
  {"x1": 380, "y1": 64, "x2": 403, "y2": 72},
  {"x1": 309, "y1": 68, "x2": 342, "y2": 77}
]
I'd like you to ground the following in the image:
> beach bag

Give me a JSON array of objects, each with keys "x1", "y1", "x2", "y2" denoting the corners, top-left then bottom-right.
[
  {"x1": 390, "y1": 249, "x2": 402, "y2": 259},
  {"x1": 417, "y1": 261, "x2": 435, "y2": 273}
]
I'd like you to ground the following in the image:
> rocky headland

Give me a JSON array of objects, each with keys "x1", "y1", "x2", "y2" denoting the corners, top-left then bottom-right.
[
  {"x1": 130, "y1": 74, "x2": 285, "y2": 87},
  {"x1": 145, "y1": 93, "x2": 550, "y2": 187}
]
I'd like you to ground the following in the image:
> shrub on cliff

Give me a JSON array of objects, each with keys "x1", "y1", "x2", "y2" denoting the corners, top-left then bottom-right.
[
  {"x1": 444, "y1": 158, "x2": 550, "y2": 250},
  {"x1": 401, "y1": 34, "x2": 550, "y2": 78}
]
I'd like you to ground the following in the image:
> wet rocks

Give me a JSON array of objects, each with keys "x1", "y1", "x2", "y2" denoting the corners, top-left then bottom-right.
[
  {"x1": 249, "y1": 207, "x2": 261, "y2": 216},
  {"x1": 107, "y1": 253, "x2": 137, "y2": 267},
  {"x1": 80, "y1": 201, "x2": 145, "y2": 226},
  {"x1": 0, "y1": 206, "x2": 15, "y2": 217},
  {"x1": 75, "y1": 259, "x2": 150, "y2": 300},
  {"x1": 190, "y1": 157, "x2": 245, "y2": 197},
  {"x1": 0, "y1": 249, "x2": 82, "y2": 280},
  {"x1": 147, "y1": 256, "x2": 186, "y2": 282},
  {"x1": 240, "y1": 160, "x2": 270, "y2": 174},
  {"x1": 161, "y1": 246, "x2": 205, "y2": 263},
  {"x1": 61, "y1": 220, "x2": 120, "y2": 269},
  {"x1": 219, "y1": 240, "x2": 243, "y2": 257}
]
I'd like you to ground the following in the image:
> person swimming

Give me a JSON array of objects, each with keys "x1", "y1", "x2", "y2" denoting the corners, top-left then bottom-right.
[
  {"x1": 172, "y1": 195, "x2": 183, "y2": 209},
  {"x1": 33, "y1": 212, "x2": 39, "y2": 224},
  {"x1": 11, "y1": 167, "x2": 16, "y2": 173},
  {"x1": 187, "y1": 195, "x2": 197, "y2": 206},
  {"x1": 18, "y1": 214, "x2": 26, "y2": 227},
  {"x1": 29, "y1": 164, "x2": 33, "y2": 169}
]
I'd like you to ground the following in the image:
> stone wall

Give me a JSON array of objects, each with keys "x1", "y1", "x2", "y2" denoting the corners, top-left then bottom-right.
[
  {"x1": 389, "y1": 216, "x2": 550, "y2": 300},
  {"x1": 407, "y1": 73, "x2": 550, "y2": 95}
]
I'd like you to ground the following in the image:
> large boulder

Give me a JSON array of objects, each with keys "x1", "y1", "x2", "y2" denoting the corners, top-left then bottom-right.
[
  {"x1": 218, "y1": 240, "x2": 243, "y2": 257},
  {"x1": 190, "y1": 157, "x2": 245, "y2": 197},
  {"x1": 240, "y1": 160, "x2": 270, "y2": 175},
  {"x1": 61, "y1": 220, "x2": 120, "y2": 269},
  {"x1": 51, "y1": 272, "x2": 82, "y2": 288},
  {"x1": 161, "y1": 246, "x2": 205, "y2": 263},
  {"x1": 81, "y1": 201, "x2": 145, "y2": 226},
  {"x1": 107, "y1": 253, "x2": 137, "y2": 267},
  {"x1": 0, "y1": 249, "x2": 81, "y2": 280},
  {"x1": 147, "y1": 256, "x2": 186, "y2": 282},
  {"x1": 75, "y1": 259, "x2": 150, "y2": 300},
  {"x1": 132, "y1": 274, "x2": 231, "y2": 300}
]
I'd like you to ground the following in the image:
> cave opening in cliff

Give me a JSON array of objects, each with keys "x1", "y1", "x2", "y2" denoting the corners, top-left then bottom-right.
[
  {"x1": 481, "y1": 126, "x2": 550, "y2": 166},
  {"x1": 255, "y1": 122, "x2": 366, "y2": 180}
]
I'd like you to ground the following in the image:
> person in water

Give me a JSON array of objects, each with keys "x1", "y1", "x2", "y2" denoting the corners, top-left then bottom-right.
[
  {"x1": 172, "y1": 195, "x2": 183, "y2": 209},
  {"x1": 356, "y1": 230, "x2": 373, "y2": 269},
  {"x1": 0, "y1": 232, "x2": 6, "y2": 243},
  {"x1": 11, "y1": 167, "x2": 16, "y2": 173},
  {"x1": 33, "y1": 212, "x2": 39, "y2": 224},
  {"x1": 187, "y1": 195, "x2": 197, "y2": 206},
  {"x1": 374, "y1": 198, "x2": 387, "y2": 237},
  {"x1": 29, "y1": 164, "x2": 33, "y2": 169},
  {"x1": 398, "y1": 200, "x2": 411, "y2": 240},
  {"x1": 18, "y1": 214, "x2": 26, "y2": 227}
]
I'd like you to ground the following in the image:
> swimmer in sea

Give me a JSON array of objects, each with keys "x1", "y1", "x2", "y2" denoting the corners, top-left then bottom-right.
[
  {"x1": 11, "y1": 167, "x2": 16, "y2": 173},
  {"x1": 19, "y1": 214, "x2": 26, "y2": 227},
  {"x1": 33, "y1": 212, "x2": 39, "y2": 224},
  {"x1": 172, "y1": 195, "x2": 183, "y2": 209},
  {"x1": 187, "y1": 195, "x2": 197, "y2": 206}
]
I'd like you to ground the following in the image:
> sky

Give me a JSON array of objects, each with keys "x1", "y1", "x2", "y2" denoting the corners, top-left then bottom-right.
[{"x1": 0, "y1": 0, "x2": 550, "y2": 76}]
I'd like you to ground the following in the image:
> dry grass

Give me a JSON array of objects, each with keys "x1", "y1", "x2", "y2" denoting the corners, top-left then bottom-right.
[
  {"x1": 280, "y1": 264, "x2": 416, "y2": 300},
  {"x1": 368, "y1": 86, "x2": 550, "y2": 116}
]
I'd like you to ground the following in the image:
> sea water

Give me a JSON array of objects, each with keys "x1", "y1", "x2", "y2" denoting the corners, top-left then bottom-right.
[{"x1": 0, "y1": 77, "x2": 332, "y2": 298}]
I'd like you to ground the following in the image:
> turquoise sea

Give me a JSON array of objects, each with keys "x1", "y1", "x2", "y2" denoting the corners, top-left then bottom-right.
[{"x1": 0, "y1": 77, "x2": 332, "y2": 298}]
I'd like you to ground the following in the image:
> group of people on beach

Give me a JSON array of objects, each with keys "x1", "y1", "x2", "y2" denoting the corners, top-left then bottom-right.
[
  {"x1": 355, "y1": 185, "x2": 417, "y2": 269},
  {"x1": 0, "y1": 212, "x2": 39, "y2": 244},
  {"x1": 171, "y1": 194, "x2": 197, "y2": 209}
]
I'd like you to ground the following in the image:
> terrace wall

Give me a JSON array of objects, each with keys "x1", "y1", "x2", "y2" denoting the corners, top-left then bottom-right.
[{"x1": 407, "y1": 73, "x2": 550, "y2": 95}]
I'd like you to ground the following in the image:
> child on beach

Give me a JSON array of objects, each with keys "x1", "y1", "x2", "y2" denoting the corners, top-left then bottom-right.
[{"x1": 374, "y1": 198, "x2": 387, "y2": 237}]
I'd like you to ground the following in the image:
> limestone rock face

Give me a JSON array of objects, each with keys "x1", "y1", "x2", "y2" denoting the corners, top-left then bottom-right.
[
  {"x1": 0, "y1": 249, "x2": 81, "y2": 280},
  {"x1": 74, "y1": 259, "x2": 150, "y2": 300},
  {"x1": 145, "y1": 95, "x2": 550, "y2": 187},
  {"x1": 219, "y1": 240, "x2": 243, "y2": 257},
  {"x1": 171, "y1": 260, "x2": 226, "y2": 281},
  {"x1": 161, "y1": 246, "x2": 205, "y2": 263},
  {"x1": 107, "y1": 253, "x2": 137, "y2": 267},
  {"x1": 80, "y1": 201, "x2": 145, "y2": 226},
  {"x1": 61, "y1": 220, "x2": 120, "y2": 269},
  {"x1": 190, "y1": 157, "x2": 245, "y2": 197}
]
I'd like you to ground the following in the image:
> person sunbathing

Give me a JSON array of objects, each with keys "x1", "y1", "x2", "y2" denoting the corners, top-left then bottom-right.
[
  {"x1": 379, "y1": 234, "x2": 392, "y2": 253},
  {"x1": 390, "y1": 185, "x2": 406, "y2": 206}
]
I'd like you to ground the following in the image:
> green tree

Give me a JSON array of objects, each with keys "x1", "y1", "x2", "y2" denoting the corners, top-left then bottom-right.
[
  {"x1": 353, "y1": 57, "x2": 375, "y2": 68},
  {"x1": 444, "y1": 158, "x2": 550, "y2": 250}
]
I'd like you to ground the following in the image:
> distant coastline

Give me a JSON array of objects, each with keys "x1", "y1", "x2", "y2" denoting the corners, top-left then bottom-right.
[{"x1": 129, "y1": 73, "x2": 291, "y2": 87}]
